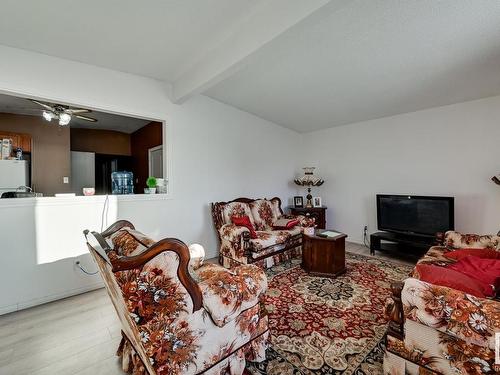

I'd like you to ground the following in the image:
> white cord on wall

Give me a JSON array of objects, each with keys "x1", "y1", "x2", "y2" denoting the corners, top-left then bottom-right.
[{"x1": 100, "y1": 194, "x2": 109, "y2": 232}]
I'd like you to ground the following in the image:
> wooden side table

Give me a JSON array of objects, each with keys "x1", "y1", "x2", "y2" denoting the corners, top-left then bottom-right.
[
  {"x1": 290, "y1": 207, "x2": 327, "y2": 229},
  {"x1": 301, "y1": 229, "x2": 347, "y2": 278}
]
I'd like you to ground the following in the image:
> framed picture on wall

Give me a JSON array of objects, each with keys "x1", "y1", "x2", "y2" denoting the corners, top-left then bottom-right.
[
  {"x1": 313, "y1": 196, "x2": 322, "y2": 207},
  {"x1": 294, "y1": 196, "x2": 304, "y2": 208}
]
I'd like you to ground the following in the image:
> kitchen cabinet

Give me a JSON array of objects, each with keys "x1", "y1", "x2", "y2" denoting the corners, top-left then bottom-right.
[{"x1": 0, "y1": 131, "x2": 32, "y2": 153}]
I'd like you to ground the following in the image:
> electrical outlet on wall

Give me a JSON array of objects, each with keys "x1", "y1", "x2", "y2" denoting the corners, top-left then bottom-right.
[{"x1": 63, "y1": 176, "x2": 69, "y2": 184}]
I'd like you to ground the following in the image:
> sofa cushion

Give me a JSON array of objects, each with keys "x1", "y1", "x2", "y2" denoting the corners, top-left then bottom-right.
[
  {"x1": 447, "y1": 256, "x2": 500, "y2": 297},
  {"x1": 414, "y1": 264, "x2": 486, "y2": 298},
  {"x1": 221, "y1": 202, "x2": 254, "y2": 227},
  {"x1": 250, "y1": 227, "x2": 302, "y2": 251},
  {"x1": 444, "y1": 231, "x2": 500, "y2": 250},
  {"x1": 249, "y1": 199, "x2": 278, "y2": 230},
  {"x1": 444, "y1": 248, "x2": 500, "y2": 261},
  {"x1": 195, "y1": 263, "x2": 268, "y2": 327}
]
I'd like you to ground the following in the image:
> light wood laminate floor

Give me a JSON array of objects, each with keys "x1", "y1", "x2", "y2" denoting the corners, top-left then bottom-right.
[{"x1": 0, "y1": 242, "x2": 414, "y2": 374}]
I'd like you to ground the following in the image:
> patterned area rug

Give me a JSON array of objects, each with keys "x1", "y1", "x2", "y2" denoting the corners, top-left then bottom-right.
[{"x1": 246, "y1": 252, "x2": 413, "y2": 375}]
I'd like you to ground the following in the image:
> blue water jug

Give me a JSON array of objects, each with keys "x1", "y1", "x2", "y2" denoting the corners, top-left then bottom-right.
[{"x1": 111, "y1": 171, "x2": 134, "y2": 195}]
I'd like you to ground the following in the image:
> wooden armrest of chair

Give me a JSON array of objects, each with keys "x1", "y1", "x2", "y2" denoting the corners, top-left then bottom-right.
[{"x1": 385, "y1": 282, "x2": 405, "y2": 340}]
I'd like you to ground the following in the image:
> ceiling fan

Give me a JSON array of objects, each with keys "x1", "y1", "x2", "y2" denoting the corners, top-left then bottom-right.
[{"x1": 30, "y1": 99, "x2": 97, "y2": 126}]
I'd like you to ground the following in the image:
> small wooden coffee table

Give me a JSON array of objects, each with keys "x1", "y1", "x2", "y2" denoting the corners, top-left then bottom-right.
[{"x1": 301, "y1": 229, "x2": 347, "y2": 277}]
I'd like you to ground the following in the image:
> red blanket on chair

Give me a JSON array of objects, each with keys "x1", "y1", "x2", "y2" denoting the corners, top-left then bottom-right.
[{"x1": 448, "y1": 255, "x2": 500, "y2": 297}]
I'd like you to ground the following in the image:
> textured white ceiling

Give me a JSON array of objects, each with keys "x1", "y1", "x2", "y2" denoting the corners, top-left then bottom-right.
[
  {"x1": 0, "y1": 0, "x2": 262, "y2": 81},
  {"x1": 206, "y1": 1, "x2": 500, "y2": 132},
  {"x1": 1, "y1": 1, "x2": 500, "y2": 132},
  {"x1": 0, "y1": 93, "x2": 149, "y2": 133}
]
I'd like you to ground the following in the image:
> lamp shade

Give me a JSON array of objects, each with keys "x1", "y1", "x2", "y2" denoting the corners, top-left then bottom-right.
[{"x1": 294, "y1": 167, "x2": 324, "y2": 187}]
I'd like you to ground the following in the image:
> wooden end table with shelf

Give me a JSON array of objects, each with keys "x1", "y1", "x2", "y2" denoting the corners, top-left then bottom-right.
[{"x1": 301, "y1": 229, "x2": 347, "y2": 278}]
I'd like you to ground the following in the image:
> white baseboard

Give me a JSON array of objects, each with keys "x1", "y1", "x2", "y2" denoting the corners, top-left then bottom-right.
[{"x1": 0, "y1": 281, "x2": 104, "y2": 316}]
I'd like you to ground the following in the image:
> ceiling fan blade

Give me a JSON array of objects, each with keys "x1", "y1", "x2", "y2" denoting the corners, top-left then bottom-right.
[
  {"x1": 66, "y1": 108, "x2": 91, "y2": 114},
  {"x1": 30, "y1": 99, "x2": 55, "y2": 111},
  {"x1": 75, "y1": 115, "x2": 97, "y2": 122}
]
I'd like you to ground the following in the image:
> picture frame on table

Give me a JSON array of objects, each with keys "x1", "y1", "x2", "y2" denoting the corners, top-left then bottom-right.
[
  {"x1": 293, "y1": 196, "x2": 304, "y2": 208},
  {"x1": 313, "y1": 197, "x2": 322, "y2": 207}
]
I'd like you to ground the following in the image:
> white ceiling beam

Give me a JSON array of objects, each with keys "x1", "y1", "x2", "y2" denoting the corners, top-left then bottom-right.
[{"x1": 172, "y1": 0, "x2": 331, "y2": 104}]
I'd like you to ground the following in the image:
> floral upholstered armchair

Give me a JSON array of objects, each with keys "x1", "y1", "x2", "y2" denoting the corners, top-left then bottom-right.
[
  {"x1": 212, "y1": 197, "x2": 311, "y2": 269},
  {"x1": 84, "y1": 220, "x2": 269, "y2": 375},
  {"x1": 384, "y1": 231, "x2": 500, "y2": 375}
]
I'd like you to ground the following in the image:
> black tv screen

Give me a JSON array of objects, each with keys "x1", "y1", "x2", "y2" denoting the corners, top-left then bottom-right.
[{"x1": 377, "y1": 195, "x2": 454, "y2": 236}]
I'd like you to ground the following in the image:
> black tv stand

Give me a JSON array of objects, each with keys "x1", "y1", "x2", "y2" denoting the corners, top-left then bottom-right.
[{"x1": 370, "y1": 231, "x2": 434, "y2": 257}]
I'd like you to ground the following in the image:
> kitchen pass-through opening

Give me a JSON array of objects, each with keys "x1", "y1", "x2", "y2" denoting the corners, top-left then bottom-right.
[{"x1": 0, "y1": 92, "x2": 166, "y2": 198}]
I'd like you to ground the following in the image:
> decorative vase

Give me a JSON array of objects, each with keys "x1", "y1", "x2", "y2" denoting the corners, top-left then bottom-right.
[
  {"x1": 144, "y1": 188, "x2": 156, "y2": 194},
  {"x1": 303, "y1": 227, "x2": 315, "y2": 236}
]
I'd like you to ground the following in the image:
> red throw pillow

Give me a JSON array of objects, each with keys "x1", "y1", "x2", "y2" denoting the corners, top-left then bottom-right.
[
  {"x1": 444, "y1": 248, "x2": 500, "y2": 261},
  {"x1": 447, "y1": 256, "x2": 500, "y2": 297},
  {"x1": 414, "y1": 264, "x2": 486, "y2": 298},
  {"x1": 273, "y1": 218, "x2": 300, "y2": 230},
  {"x1": 231, "y1": 215, "x2": 257, "y2": 239}
]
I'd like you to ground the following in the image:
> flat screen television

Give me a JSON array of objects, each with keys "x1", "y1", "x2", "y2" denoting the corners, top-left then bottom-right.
[{"x1": 377, "y1": 194, "x2": 454, "y2": 237}]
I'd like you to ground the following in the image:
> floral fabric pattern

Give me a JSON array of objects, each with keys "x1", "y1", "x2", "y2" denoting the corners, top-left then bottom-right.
[
  {"x1": 444, "y1": 230, "x2": 500, "y2": 250},
  {"x1": 195, "y1": 263, "x2": 268, "y2": 327},
  {"x1": 250, "y1": 228, "x2": 302, "y2": 251},
  {"x1": 385, "y1": 319, "x2": 497, "y2": 374},
  {"x1": 94, "y1": 227, "x2": 269, "y2": 375},
  {"x1": 411, "y1": 245, "x2": 455, "y2": 270},
  {"x1": 110, "y1": 227, "x2": 156, "y2": 256},
  {"x1": 219, "y1": 223, "x2": 250, "y2": 263},
  {"x1": 401, "y1": 277, "x2": 500, "y2": 350},
  {"x1": 250, "y1": 199, "x2": 278, "y2": 231},
  {"x1": 384, "y1": 231, "x2": 500, "y2": 375},
  {"x1": 221, "y1": 202, "x2": 254, "y2": 227}
]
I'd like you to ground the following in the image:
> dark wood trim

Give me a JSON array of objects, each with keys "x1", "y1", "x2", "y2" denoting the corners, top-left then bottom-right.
[
  {"x1": 101, "y1": 220, "x2": 135, "y2": 237},
  {"x1": 386, "y1": 282, "x2": 405, "y2": 340},
  {"x1": 249, "y1": 234, "x2": 301, "y2": 263}
]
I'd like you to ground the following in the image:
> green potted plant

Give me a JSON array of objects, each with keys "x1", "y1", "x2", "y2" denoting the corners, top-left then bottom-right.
[{"x1": 145, "y1": 176, "x2": 157, "y2": 194}]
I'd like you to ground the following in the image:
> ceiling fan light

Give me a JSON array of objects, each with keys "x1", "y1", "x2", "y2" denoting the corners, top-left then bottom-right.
[
  {"x1": 58, "y1": 113, "x2": 71, "y2": 126},
  {"x1": 42, "y1": 110, "x2": 54, "y2": 122}
]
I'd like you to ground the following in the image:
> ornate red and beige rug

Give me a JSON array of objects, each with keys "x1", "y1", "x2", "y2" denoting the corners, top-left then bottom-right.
[{"x1": 247, "y1": 252, "x2": 412, "y2": 375}]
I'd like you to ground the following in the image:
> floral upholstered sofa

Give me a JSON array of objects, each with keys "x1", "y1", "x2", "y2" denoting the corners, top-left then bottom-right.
[
  {"x1": 84, "y1": 220, "x2": 269, "y2": 375},
  {"x1": 212, "y1": 197, "x2": 311, "y2": 269},
  {"x1": 384, "y1": 231, "x2": 500, "y2": 375}
]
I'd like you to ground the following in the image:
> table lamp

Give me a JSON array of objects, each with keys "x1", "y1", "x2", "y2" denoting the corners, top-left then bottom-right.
[{"x1": 294, "y1": 167, "x2": 324, "y2": 208}]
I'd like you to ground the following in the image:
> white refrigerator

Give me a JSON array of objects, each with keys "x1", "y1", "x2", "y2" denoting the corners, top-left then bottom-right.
[{"x1": 0, "y1": 159, "x2": 30, "y2": 194}]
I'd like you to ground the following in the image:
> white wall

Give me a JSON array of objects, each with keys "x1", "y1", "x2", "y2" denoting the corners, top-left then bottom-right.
[
  {"x1": 302, "y1": 95, "x2": 500, "y2": 243},
  {"x1": 0, "y1": 45, "x2": 301, "y2": 314}
]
